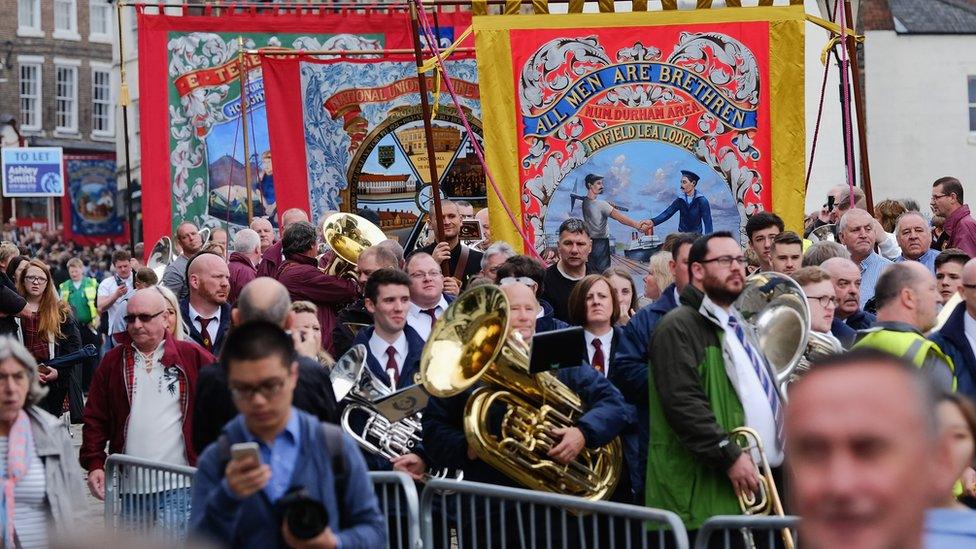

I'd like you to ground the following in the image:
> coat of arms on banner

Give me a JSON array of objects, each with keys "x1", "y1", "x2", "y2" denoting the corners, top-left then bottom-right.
[
  {"x1": 511, "y1": 24, "x2": 773, "y2": 255},
  {"x1": 294, "y1": 57, "x2": 482, "y2": 246}
]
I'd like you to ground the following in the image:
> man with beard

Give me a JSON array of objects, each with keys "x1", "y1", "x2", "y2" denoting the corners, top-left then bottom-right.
[
  {"x1": 580, "y1": 173, "x2": 652, "y2": 272},
  {"x1": 645, "y1": 232, "x2": 782, "y2": 538},
  {"x1": 161, "y1": 221, "x2": 204, "y2": 300},
  {"x1": 895, "y1": 211, "x2": 939, "y2": 271},
  {"x1": 853, "y1": 261, "x2": 954, "y2": 392},
  {"x1": 181, "y1": 252, "x2": 232, "y2": 356}
]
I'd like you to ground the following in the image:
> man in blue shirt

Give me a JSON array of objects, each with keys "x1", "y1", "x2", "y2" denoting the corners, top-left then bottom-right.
[
  {"x1": 838, "y1": 208, "x2": 892, "y2": 308},
  {"x1": 648, "y1": 170, "x2": 713, "y2": 235},
  {"x1": 191, "y1": 321, "x2": 385, "y2": 548},
  {"x1": 894, "y1": 211, "x2": 938, "y2": 272}
]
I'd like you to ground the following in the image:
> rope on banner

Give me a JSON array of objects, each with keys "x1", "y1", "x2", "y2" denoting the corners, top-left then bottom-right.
[
  {"x1": 412, "y1": 0, "x2": 541, "y2": 258},
  {"x1": 836, "y1": 0, "x2": 857, "y2": 206},
  {"x1": 419, "y1": 25, "x2": 474, "y2": 119}
]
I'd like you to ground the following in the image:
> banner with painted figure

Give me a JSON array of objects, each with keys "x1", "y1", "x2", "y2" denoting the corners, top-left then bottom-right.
[
  {"x1": 474, "y1": 7, "x2": 806, "y2": 270},
  {"x1": 61, "y1": 156, "x2": 125, "y2": 243},
  {"x1": 262, "y1": 52, "x2": 481, "y2": 249},
  {"x1": 136, "y1": 8, "x2": 443, "y2": 250}
]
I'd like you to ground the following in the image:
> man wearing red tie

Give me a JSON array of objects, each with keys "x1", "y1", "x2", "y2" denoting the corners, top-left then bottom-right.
[
  {"x1": 181, "y1": 252, "x2": 231, "y2": 356},
  {"x1": 351, "y1": 268, "x2": 428, "y2": 478}
]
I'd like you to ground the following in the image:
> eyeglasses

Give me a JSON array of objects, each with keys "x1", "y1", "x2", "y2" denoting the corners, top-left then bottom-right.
[
  {"x1": 229, "y1": 377, "x2": 286, "y2": 401},
  {"x1": 409, "y1": 270, "x2": 443, "y2": 280},
  {"x1": 123, "y1": 310, "x2": 166, "y2": 324},
  {"x1": 698, "y1": 255, "x2": 748, "y2": 268},
  {"x1": 499, "y1": 276, "x2": 539, "y2": 289},
  {"x1": 806, "y1": 295, "x2": 839, "y2": 307},
  {"x1": 24, "y1": 276, "x2": 47, "y2": 284},
  {"x1": 931, "y1": 193, "x2": 949, "y2": 200}
]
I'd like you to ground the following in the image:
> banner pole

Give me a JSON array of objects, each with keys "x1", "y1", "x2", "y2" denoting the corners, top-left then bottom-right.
[
  {"x1": 117, "y1": 2, "x2": 137, "y2": 252},
  {"x1": 237, "y1": 36, "x2": 255, "y2": 225},
  {"x1": 408, "y1": 0, "x2": 447, "y2": 250},
  {"x1": 843, "y1": 0, "x2": 873, "y2": 213}
]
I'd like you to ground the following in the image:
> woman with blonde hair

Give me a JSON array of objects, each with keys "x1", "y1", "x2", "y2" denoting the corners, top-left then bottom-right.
[
  {"x1": 154, "y1": 285, "x2": 185, "y2": 341},
  {"x1": 15, "y1": 259, "x2": 81, "y2": 418},
  {"x1": 640, "y1": 251, "x2": 674, "y2": 308},
  {"x1": 290, "y1": 301, "x2": 335, "y2": 367}
]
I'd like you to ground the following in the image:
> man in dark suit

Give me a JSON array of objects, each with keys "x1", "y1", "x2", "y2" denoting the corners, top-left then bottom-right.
[
  {"x1": 350, "y1": 268, "x2": 429, "y2": 479},
  {"x1": 180, "y1": 252, "x2": 232, "y2": 355}
]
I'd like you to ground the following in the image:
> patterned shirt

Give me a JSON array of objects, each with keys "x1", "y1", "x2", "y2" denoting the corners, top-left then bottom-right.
[{"x1": 20, "y1": 312, "x2": 50, "y2": 363}]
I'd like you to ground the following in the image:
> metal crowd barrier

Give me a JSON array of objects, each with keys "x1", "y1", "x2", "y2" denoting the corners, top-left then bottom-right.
[
  {"x1": 103, "y1": 453, "x2": 197, "y2": 542},
  {"x1": 370, "y1": 471, "x2": 423, "y2": 549},
  {"x1": 420, "y1": 478, "x2": 689, "y2": 549},
  {"x1": 694, "y1": 515, "x2": 800, "y2": 549}
]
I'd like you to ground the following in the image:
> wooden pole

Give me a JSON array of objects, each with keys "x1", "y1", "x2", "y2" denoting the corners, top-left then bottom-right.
[
  {"x1": 843, "y1": 0, "x2": 873, "y2": 213},
  {"x1": 408, "y1": 0, "x2": 447, "y2": 250},
  {"x1": 237, "y1": 36, "x2": 255, "y2": 224}
]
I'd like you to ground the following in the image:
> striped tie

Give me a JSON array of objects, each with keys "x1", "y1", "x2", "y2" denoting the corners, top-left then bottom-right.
[{"x1": 727, "y1": 315, "x2": 784, "y2": 444}]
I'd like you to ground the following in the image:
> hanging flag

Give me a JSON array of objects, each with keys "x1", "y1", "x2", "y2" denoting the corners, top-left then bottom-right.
[
  {"x1": 262, "y1": 49, "x2": 480, "y2": 249},
  {"x1": 136, "y1": 7, "x2": 428, "y2": 250},
  {"x1": 61, "y1": 156, "x2": 125, "y2": 243},
  {"x1": 473, "y1": 6, "x2": 806, "y2": 254}
]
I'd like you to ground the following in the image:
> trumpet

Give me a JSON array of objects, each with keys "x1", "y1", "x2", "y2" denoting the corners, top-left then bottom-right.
[{"x1": 731, "y1": 427, "x2": 795, "y2": 549}]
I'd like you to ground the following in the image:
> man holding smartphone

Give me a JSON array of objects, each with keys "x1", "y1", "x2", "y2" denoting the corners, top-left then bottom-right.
[{"x1": 191, "y1": 321, "x2": 385, "y2": 548}]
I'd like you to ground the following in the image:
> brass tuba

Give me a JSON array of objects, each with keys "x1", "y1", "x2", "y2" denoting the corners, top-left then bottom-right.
[
  {"x1": 731, "y1": 427, "x2": 795, "y2": 549},
  {"x1": 420, "y1": 285, "x2": 622, "y2": 500},
  {"x1": 733, "y1": 272, "x2": 811, "y2": 394},
  {"x1": 789, "y1": 330, "x2": 845, "y2": 386},
  {"x1": 320, "y1": 212, "x2": 388, "y2": 279}
]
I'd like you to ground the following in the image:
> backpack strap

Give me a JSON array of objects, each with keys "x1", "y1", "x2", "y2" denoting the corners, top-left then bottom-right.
[{"x1": 320, "y1": 422, "x2": 349, "y2": 530}]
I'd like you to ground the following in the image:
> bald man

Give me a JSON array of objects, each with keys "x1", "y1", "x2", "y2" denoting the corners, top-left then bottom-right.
[
  {"x1": 421, "y1": 281, "x2": 637, "y2": 504},
  {"x1": 822, "y1": 256, "x2": 877, "y2": 347},
  {"x1": 82, "y1": 288, "x2": 214, "y2": 503},
  {"x1": 181, "y1": 253, "x2": 231, "y2": 355},
  {"x1": 853, "y1": 261, "x2": 954, "y2": 392},
  {"x1": 256, "y1": 208, "x2": 310, "y2": 278},
  {"x1": 474, "y1": 208, "x2": 491, "y2": 250},
  {"x1": 192, "y1": 277, "x2": 341, "y2": 454},
  {"x1": 930, "y1": 258, "x2": 976, "y2": 402},
  {"x1": 786, "y1": 349, "x2": 952, "y2": 549}
]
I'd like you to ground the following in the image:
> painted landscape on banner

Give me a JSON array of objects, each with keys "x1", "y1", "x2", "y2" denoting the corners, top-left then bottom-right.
[{"x1": 512, "y1": 23, "x2": 773, "y2": 255}]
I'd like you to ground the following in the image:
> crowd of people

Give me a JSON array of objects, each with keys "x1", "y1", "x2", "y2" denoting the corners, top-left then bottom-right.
[{"x1": 1, "y1": 177, "x2": 976, "y2": 548}]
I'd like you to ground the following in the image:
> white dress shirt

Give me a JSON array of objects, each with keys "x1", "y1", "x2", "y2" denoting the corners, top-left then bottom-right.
[
  {"x1": 407, "y1": 296, "x2": 449, "y2": 341},
  {"x1": 702, "y1": 297, "x2": 783, "y2": 467},
  {"x1": 584, "y1": 328, "x2": 614, "y2": 377},
  {"x1": 368, "y1": 330, "x2": 408, "y2": 390},
  {"x1": 964, "y1": 310, "x2": 976, "y2": 360},
  {"x1": 187, "y1": 303, "x2": 221, "y2": 345}
]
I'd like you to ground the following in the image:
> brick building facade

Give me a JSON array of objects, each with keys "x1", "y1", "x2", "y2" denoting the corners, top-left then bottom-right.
[{"x1": 0, "y1": 0, "x2": 116, "y2": 227}]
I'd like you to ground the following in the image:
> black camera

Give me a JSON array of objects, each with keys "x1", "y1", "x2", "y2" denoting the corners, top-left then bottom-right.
[{"x1": 279, "y1": 489, "x2": 329, "y2": 541}]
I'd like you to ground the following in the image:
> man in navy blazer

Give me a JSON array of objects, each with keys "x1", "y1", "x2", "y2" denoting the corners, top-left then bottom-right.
[
  {"x1": 180, "y1": 252, "x2": 232, "y2": 355},
  {"x1": 349, "y1": 268, "x2": 429, "y2": 478},
  {"x1": 648, "y1": 170, "x2": 713, "y2": 234},
  {"x1": 930, "y1": 258, "x2": 976, "y2": 402}
]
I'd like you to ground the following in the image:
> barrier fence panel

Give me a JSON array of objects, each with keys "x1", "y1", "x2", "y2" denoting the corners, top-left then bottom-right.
[
  {"x1": 103, "y1": 454, "x2": 197, "y2": 543},
  {"x1": 694, "y1": 515, "x2": 800, "y2": 549},
  {"x1": 370, "y1": 471, "x2": 422, "y2": 549},
  {"x1": 420, "y1": 479, "x2": 689, "y2": 549}
]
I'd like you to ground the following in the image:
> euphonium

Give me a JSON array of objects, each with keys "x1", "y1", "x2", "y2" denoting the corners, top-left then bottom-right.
[
  {"x1": 147, "y1": 236, "x2": 176, "y2": 279},
  {"x1": 420, "y1": 285, "x2": 622, "y2": 501},
  {"x1": 319, "y1": 212, "x2": 388, "y2": 279},
  {"x1": 789, "y1": 330, "x2": 844, "y2": 385},
  {"x1": 733, "y1": 272, "x2": 811, "y2": 395},
  {"x1": 330, "y1": 345, "x2": 423, "y2": 461},
  {"x1": 730, "y1": 427, "x2": 795, "y2": 549}
]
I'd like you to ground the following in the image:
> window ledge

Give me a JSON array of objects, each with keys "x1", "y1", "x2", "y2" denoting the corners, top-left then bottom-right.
[
  {"x1": 89, "y1": 33, "x2": 112, "y2": 44},
  {"x1": 91, "y1": 132, "x2": 116, "y2": 142},
  {"x1": 16, "y1": 28, "x2": 44, "y2": 38},
  {"x1": 969, "y1": 133, "x2": 976, "y2": 146},
  {"x1": 53, "y1": 130, "x2": 81, "y2": 139},
  {"x1": 52, "y1": 30, "x2": 81, "y2": 41}
]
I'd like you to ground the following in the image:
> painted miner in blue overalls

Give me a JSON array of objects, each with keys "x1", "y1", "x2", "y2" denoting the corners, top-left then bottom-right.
[{"x1": 648, "y1": 170, "x2": 713, "y2": 235}]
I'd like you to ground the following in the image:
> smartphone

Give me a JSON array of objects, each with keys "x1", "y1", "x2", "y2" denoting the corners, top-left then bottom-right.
[
  {"x1": 114, "y1": 274, "x2": 124, "y2": 287},
  {"x1": 826, "y1": 195, "x2": 836, "y2": 211},
  {"x1": 230, "y1": 442, "x2": 261, "y2": 464}
]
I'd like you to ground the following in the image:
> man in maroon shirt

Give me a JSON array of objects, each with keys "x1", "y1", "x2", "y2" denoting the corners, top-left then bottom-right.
[
  {"x1": 275, "y1": 221, "x2": 357, "y2": 354},
  {"x1": 931, "y1": 176, "x2": 976, "y2": 257},
  {"x1": 256, "y1": 208, "x2": 310, "y2": 279}
]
